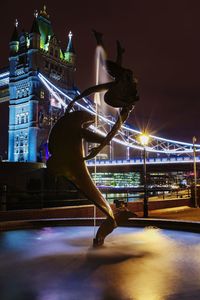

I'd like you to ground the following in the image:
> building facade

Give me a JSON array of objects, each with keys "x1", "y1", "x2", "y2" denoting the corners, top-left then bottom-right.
[{"x1": 8, "y1": 6, "x2": 76, "y2": 162}]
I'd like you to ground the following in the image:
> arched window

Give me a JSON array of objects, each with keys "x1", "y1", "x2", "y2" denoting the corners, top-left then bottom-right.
[{"x1": 21, "y1": 115, "x2": 25, "y2": 124}]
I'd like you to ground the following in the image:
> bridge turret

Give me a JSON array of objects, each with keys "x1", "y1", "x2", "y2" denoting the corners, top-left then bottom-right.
[
  {"x1": 9, "y1": 19, "x2": 19, "y2": 55},
  {"x1": 29, "y1": 11, "x2": 40, "y2": 49},
  {"x1": 18, "y1": 29, "x2": 29, "y2": 53},
  {"x1": 37, "y1": 5, "x2": 53, "y2": 51},
  {"x1": 8, "y1": 5, "x2": 77, "y2": 163}
]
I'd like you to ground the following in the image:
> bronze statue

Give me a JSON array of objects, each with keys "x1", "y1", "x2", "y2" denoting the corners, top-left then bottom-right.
[{"x1": 47, "y1": 31, "x2": 139, "y2": 246}]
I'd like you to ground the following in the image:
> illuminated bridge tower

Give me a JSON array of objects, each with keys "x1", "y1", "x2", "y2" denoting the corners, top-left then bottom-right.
[{"x1": 8, "y1": 6, "x2": 76, "y2": 162}]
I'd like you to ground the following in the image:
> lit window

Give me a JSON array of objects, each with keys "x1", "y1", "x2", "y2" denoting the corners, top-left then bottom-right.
[{"x1": 40, "y1": 90, "x2": 45, "y2": 99}]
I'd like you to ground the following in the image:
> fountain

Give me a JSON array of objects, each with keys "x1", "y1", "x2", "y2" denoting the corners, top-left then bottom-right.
[{"x1": 0, "y1": 226, "x2": 200, "y2": 299}]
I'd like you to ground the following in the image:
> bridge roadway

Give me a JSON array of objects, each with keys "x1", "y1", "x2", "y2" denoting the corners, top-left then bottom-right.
[{"x1": 87, "y1": 156, "x2": 200, "y2": 172}]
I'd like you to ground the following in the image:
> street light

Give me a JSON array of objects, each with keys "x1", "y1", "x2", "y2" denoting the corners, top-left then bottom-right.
[
  {"x1": 192, "y1": 136, "x2": 199, "y2": 208},
  {"x1": 139, "y1": 133, "x2": 150, "y2": 217}
]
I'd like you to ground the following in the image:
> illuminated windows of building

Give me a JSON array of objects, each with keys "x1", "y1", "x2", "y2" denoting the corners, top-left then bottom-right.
[
  {"x1": 14, "y1": 131, "x2": 28, "y2": 161},
  {"x1": 16, "y1": 110, "x2": 29, "y2": 125},
  {"x1": 91, "y1": 172, "x2": 140, "y2": 187}
]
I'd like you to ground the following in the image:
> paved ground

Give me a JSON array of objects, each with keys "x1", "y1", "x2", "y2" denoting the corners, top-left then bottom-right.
[{"x1": 137, "y1": 206, "x2": 200, "y2": 221}]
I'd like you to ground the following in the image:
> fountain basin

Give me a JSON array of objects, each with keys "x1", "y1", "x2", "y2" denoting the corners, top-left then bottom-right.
[{"x1": 0, "y1": 220, "x2": 200, "y2": 300}]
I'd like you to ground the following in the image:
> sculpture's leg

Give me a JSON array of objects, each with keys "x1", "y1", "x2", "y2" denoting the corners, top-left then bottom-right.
[
  {"x1": 93, "y1": 217, "x2": 117, "y2": 247},
  {"x1": 93, "y1": 204, "x2": 137, "y2": 247}
]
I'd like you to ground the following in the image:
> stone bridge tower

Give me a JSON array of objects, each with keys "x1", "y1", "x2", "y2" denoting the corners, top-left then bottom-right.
[{"x1": 8, "y1": 6, "x2": 76, "y2": 162}]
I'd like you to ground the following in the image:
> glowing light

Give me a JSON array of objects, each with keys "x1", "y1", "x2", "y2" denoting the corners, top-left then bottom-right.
[
  {"x1": 34, "y1": 10, "x2": 38, "y2": 18},
  {"x1": 138, "y1": 133, "x2": 150, "y2": 146},
  {"x1": 68, "y1": 31, "x2": 73, "y2": 39},
  {"x1": 0, "y1": 72, "x2": 9, "y2": 78}
]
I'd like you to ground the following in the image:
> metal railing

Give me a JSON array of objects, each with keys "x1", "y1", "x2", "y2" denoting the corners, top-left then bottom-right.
[{"x1": 0, "y1": 185, "x2": 191, "y2": 211}]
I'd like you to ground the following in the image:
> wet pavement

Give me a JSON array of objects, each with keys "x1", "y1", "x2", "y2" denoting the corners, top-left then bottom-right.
[
  {"x1": 0, "y1": 226, "x2": 200, "y2": 300},
  {"x1": 147, "y1": 206, "x2": 200, "y2": 221}
]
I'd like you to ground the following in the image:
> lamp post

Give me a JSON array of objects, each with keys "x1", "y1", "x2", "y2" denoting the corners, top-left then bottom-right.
[
  {"x1": 192, "y1": 136, "x2": 198, "y2": 208},
  {"x1": 139, "y1": 133, "x2": 150, "y2": 217}
]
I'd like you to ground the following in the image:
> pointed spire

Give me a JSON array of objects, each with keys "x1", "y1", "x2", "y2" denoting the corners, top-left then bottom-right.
[
  {"x1": 10, "y1": 19, "x2": 19, "y2": 54},
  {"x1": 40, "y1": 4, "x2": 50, "y2": 19},
  {"x1": 10, "y1": 19, "x2": 19, "y2": 42},
  {"x1": 65, "y1": 31, "x2": 76, "y2": 64},
  {"x1": 34, "y1": 9, "x2": 38, "y2": 18},
  {"x1": 30, "y1": 11, "x2": 40, "y2": 34},
  {"x1": 66, "y1": 31, "x2": 75, "y2": 53}
]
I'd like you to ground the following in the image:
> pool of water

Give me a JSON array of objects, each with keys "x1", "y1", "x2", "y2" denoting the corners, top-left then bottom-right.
[{"x1": 0, "y1": 226, "x2": 200, "y2": 299}]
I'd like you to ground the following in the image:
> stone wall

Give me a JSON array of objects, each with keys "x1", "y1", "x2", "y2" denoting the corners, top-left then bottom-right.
[{"x1": 0, "y1": 198, "x2": 190, "y2": 222}]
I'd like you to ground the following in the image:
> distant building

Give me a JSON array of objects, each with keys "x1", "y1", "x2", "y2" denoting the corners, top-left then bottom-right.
[{"x1": 0, "y1": 5, "x2": 76, "y2": 163}]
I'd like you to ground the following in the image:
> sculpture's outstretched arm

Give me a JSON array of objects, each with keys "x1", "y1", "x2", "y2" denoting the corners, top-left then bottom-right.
[
  {"x1": 66, "y1": 82, "x2": 113, "y2": 113},
  {"x1": 84, "y1": 105, "x2": 134, "y2": 160},
  {"x1": 81, "y1": 129, "x2": 105, "y2": 144}
]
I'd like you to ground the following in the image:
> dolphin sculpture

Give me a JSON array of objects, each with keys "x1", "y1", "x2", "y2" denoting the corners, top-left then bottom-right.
[{"x1": 47, "y1": 110, "x2": 115, "y2": 224}]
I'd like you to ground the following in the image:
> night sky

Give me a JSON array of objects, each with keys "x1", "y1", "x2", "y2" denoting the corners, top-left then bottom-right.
[{"x1": 1, "y1": 0, "x2": 200, "y2": 145}]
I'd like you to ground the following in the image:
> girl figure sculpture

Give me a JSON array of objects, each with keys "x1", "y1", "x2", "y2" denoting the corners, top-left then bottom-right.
[{"x1": 48, "y1": 31, "x2": 139, "y2": 247}]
